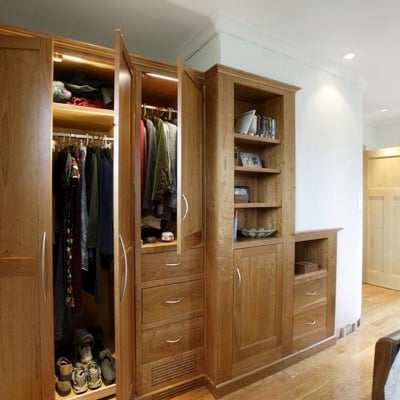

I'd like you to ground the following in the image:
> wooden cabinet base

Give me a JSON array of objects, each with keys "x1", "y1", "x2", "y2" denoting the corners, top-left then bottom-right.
[{"x1": 205, "y1": 337, "x2": 336, "y2": 399}]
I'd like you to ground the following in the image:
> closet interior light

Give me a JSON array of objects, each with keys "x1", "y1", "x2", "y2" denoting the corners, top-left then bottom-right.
[
  {"x1": 53, "y1": 53, "x2": 64, "y2": 62},
  {"x1": 52, "y1": 52, "x2": 113, "y2": 71},
  {"x1": 146, "y1": 72, "x2": 178, "y2": 82},
  {"x1": 343, "y1": 52, "x2": 355, "y2": 60}
]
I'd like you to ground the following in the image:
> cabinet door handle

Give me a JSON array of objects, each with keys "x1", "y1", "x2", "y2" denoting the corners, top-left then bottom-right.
[
  {"x1": 165, "y1": 297, "x2": 183, "y2": 304},
  {"x1": 182, "y1": 193, "x2": 189, "y2": 221},
  {"x1": 236, "y1": 267, "x2": 242, "y2": 290},
  {"x1": 306, "y1": 319, "x2": 317, "y2": 325},
  {"x1": 306, "y1": 290, "x2": 317, "y2": 296},
  {"x1": 166, "y1": 336, "x2": 183, "y2": 344},
  {"x1": 165, "y1": 262, "x2": 183, "y2": 267},
  {"x1": 41, "y1": 231, "x2": 47, "y2": 301},
  {"x1": 119, "y1": 234, "x2": 128, "y2": 304}
]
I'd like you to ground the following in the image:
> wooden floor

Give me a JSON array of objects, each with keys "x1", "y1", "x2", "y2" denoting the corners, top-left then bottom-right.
[{"x1": 173, "y1": 284, "x2": 400, "y2": 400}]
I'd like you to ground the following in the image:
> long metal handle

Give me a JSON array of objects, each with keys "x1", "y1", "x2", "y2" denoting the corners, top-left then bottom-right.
[
  {"x1": 236, "y1": 267, "x2": 242, "y2": 290},
  {"x1": 165, "y1": 262, "x2": 183, "y2": 267},
  {"x1": 306, "y1": 290, "x2": 317, "y2": 296},
  {"x1": 182, "y1": 193, "x2": 189, "y2": 221},
  {"x1": 165, "y1": 297, "x2": 183, "y2": 304},
  {"x1": 306, "y1": 319, "x2": 317, "y2": 325},
  {"x1": 41, "y1": 231, "x2": 47, "y2": 301},
  {"x1": 119, "y1": 234, "x2": 128, "y2": 304},
  {"x1": 166, "y1": 336, "x2": 183, "y2": 344}
]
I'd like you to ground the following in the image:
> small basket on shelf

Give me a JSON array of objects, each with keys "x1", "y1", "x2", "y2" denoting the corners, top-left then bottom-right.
[{"x1": 238, "y1": 226, "x2": 276, "y2": 239}]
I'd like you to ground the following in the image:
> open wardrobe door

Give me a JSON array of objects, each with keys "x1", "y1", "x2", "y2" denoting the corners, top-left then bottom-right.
[
  {"x1": 177, "y1": 56, "x2": 204, "y2": 254},
  {"x1": 0, "y1": 35, "x2": 53, "y2": 399},
  {"x1": 114, "y1": 29, "x2": 135, "y2": 399}
]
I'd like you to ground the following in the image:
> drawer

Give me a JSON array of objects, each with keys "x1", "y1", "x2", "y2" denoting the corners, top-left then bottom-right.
[
  {"x1": 142, "y1": 317, "x2": 204, "y2": 364},
  {"x1": 142, "y1": 279, "x2": 204, "y2": 324},
  {"x1": 141, "y1": 247, "x2": 203, "y2": 282},
  {"x1": 293, "y1": 305, "x2": 327, "y2": 339},
  {"x1": 294, "y1": 277, "x2": 327, "y2": 314}
]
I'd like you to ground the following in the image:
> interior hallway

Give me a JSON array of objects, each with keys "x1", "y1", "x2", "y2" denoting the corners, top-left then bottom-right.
[{"x1": 173, "y1": 284, "x2": 400, "y2": 400}]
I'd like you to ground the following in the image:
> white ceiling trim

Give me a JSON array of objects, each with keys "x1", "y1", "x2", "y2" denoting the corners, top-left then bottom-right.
[{"x1": 179, "y1": 12, "x2": 366, "y2": 92}]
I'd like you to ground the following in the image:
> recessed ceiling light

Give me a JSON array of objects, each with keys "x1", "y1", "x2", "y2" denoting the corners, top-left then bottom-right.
[
  {"x1": 343, "y1": 52, "x2": 356, "y2": 60},
  {"x1": 380, "y1": 108, "x2": 389, "y2": 113}
]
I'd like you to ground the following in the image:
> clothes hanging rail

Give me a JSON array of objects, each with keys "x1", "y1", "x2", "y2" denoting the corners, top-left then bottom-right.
[
  {"x1": 52, "y1": 132, "x2": 114, "y2": 141},
  {"x1": 141, "y1": 104, "x2": 177, "y2": 121},
  {"x1": 141, "y1": 104, "x2": 177, "y2": 113}
]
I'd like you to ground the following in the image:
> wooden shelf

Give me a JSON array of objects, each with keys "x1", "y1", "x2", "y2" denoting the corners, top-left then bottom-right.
[
  {"x1": 55, "y1": 383, "x2": 116, "y2": 400},
  {"x1": 234, "y1": 236, "x2": 282, "y2": 249},
  {"x1": 234, "y1": 166, "x2": 280, "y2": 174},
  {"x1": 294, "y1": 268, "x2": 328, "y2": 283},
  {"x1": 234, "y1": 202, "x2": 280, "y2": 209},
  {"x1": 234, "y1": 133, "x2": 280, "y2": 146},
  {"x1": 53, "y1": 103, "x2": 114, "y2": 132}
]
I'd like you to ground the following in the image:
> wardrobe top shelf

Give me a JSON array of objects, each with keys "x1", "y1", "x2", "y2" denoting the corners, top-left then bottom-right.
[{"x1": 53, "y1": 103, "x2": 114, "y2": 132}]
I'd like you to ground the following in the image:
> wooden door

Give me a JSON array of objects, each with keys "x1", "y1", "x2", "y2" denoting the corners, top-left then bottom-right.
[
  {"x1": 233, "y1": 245, "x2": 283, "y2": 370},
  {"x1": 364, "y1": 147, "x2": 400, "y2": 290},
  {"x1": 114, "y1": 30, "x2": 135, "y2": 399},
  {"x1": 177, "y1": 57, "x2": 204, "y2": 254},
  {"x1": 0, "y1": 35, "x2": 53, "y2": 399}
]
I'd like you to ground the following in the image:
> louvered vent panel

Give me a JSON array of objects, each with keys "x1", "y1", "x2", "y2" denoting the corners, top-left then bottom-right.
[
  {"x1": 151, "y1": 354, "x2": 199, "y2": 387},
  {"x1": 151, "y1": 378, "x2": 203, "y2": 400}
]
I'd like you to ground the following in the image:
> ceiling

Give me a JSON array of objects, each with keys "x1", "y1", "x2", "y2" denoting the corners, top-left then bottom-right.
[{"x1": 1, "y1": 0, "x2": 399, "y2": 125}]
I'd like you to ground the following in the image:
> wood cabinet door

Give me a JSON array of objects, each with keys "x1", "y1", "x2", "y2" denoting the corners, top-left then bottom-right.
[
  {"x1": 114, "y1": 29, "x2": 135, "y2": 399},
  {"x1": 233, "y1": 244, "x2": 283, "y2": 365},
  {"x1": 177, "y1": 57, "x2": 204, "y2": 254},
  {"x1": 0, "y1": 35, "x2": 53, "y2": 399},
  {"x1": 364, "y1": 147, "x2": 400, "y2": 290}
]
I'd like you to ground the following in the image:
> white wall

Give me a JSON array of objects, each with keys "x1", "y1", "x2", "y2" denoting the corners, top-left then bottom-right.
[
  {"x1": 365, "y1": 119, "x2": 400, "y2": 150},
  {"x1": 189, "y1": 31, "x2": 364, "y2": 332}
]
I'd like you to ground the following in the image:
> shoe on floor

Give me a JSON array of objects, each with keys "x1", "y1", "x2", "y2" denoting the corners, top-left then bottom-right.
[
  {"x1": 55, "y1": 375, "x2": 71, "y2": 397},
  {"x1": 74, "y1": 328, "x2": 94, "y2": 363},
  {"x1": 99, "y1": 349, "x2": 115, "y2": 385},
  {"x1": 71, "y1": 365, "x2": 88, "y2": 394},
  {"x1": 79, "y1": 342, "x2": 93, "y2": 364},
  {"x1": 87, "y1": 361, "x2": 102, "y2": 390},
  {"x1": 56, "y1": 356, "x2": 73, "y2": 381}
]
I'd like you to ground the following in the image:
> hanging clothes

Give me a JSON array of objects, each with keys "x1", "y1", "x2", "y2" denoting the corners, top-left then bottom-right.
[{"x1": 53, "y1": 142, "x2": 114, "y2": 341}]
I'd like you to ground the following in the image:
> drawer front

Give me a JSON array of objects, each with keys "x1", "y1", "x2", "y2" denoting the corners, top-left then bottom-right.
[
  {"x1": 294, "y1": 277, "x2": 327, "y2": 314},
  {"x1": 141, "y1": 248, "x2": 204, "y2": 282},
  {"x1": 142, "y1": 279, "x2": 204, "y2": 324},
  {"x1": 293, "y1": 305, "x2": 327, "y2": 339},
  {"x1": 142, "y1": 317, "x2": 204, "y2": 364}
]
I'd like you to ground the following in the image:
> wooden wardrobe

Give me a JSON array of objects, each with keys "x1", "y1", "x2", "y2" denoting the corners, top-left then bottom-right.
[{"x1": 0, "y1": 22, "x2": 339, "y2": 400}]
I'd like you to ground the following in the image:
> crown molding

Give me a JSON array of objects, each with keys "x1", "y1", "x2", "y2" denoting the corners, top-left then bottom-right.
[{"x1": 179, "y1": 12, "x2": 366, "y2": 90}]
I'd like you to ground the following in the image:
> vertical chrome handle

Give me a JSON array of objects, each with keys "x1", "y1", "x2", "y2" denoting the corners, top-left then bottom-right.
[
  {"x1": 182, "y1": 193, "x2": 189, "y2": 221},
  {"x1": 119, "y1": 234, "x2": 128, "y2": 304},
  {"x1": 41, "y1": 231, "x2": 47, "y2": 301},
  {"x1": 236, "y1": 267, "x2": 242, "y2": 290}
]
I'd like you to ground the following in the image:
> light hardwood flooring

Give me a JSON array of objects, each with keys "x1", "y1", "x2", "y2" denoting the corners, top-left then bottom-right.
[{"x1": 173, "y1": 284, "x2": 400, "y2": 400}]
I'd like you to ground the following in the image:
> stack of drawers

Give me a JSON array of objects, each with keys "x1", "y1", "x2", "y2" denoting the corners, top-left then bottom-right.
[
  {"x1": 139, "y1": 246, "x2": 205, "y2": 395},
  {"x1": 293, "y1": 270, "x2": 328, "y2": 352}
]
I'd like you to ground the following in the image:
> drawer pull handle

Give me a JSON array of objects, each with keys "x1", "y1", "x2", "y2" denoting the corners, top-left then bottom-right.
[
  {"x1": 306, "y1": 290, "x2": 317, "y2": 296},
  {"x1": 165, "y1": 297, "x2": 183, "y2": 304},
  {"x1": 306, "y1": 319, "x2": 317, "y2": 325},
  {"x1": 165, "y1": 262, "x2": 183, "y2": 267},
  {"x1": 166, "y1": 336, "x2": 183, "y2": 344}
]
